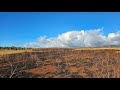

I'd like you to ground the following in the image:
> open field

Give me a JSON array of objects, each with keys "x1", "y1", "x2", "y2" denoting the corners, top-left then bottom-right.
[
  {"x1": 0, "y1": 48, "x2": 120, "y2": 78},
  {"x1": 0, "y1": 49, "x2": 33, "y2": 56}
]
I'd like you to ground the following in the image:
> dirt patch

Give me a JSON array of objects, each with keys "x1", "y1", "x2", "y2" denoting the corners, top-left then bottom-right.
[
  {"x1": 25, "y1": 65, "x2": 58, "y2": 75},
  {"x1": 69, "y1": 67, "x2": 79, "y2": 73}
]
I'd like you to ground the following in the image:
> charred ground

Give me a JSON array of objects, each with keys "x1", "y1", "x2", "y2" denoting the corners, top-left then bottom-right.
[{"x1": 0, "y1": 48, "x2": 120, "y2": 78}]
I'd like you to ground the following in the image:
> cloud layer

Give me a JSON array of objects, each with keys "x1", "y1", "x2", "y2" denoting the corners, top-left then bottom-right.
[{"x1": 24, "y1": 28, "x2": 120, "y2": 48}]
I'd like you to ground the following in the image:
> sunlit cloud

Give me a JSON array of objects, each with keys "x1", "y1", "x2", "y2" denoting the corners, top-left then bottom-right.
[{"x1": 24, "y1": 28, "x2": 120, "y2": 48}]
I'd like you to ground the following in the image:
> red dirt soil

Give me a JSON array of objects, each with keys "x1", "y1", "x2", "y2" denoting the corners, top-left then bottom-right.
[{"x1": 25, "y1": 65, "x2": 58, "y2": 75}]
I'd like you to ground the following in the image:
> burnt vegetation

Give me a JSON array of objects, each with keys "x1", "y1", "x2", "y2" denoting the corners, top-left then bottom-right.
[{"x1": 0, "y1": 48, "x2": 120, "y2": 78}]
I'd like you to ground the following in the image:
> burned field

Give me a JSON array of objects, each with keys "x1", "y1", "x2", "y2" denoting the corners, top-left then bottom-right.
[{"x1": 0, "y1": 48, "x2": 120, "y2": 78}]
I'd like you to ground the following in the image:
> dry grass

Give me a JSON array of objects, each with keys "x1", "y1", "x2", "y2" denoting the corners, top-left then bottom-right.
[
  {"x1": 0, "y1": 49, "x2": 33, "y2": 56},
  {"x1": 73, "y1": 47, "x2": 120, "y2": 50}
]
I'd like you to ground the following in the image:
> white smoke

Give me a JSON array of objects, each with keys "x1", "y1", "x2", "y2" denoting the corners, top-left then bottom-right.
[{"x1": 24, "y1": 28, "x2": 120, "y2": 48}]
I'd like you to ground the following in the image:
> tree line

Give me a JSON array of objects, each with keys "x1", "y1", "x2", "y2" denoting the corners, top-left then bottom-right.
[{"x1": 0, "y1": 46, "x2": 32, "y2": 50}]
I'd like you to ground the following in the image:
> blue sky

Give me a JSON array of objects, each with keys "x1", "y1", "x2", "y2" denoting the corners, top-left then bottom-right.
[{"x1": 0, "y1": 12, "x2": 120, "y2": 47}]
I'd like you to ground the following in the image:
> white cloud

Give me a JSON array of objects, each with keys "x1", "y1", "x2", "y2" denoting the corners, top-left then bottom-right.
[{"x1": 24, "y1": 28, "x2": 120, "y2": 48}]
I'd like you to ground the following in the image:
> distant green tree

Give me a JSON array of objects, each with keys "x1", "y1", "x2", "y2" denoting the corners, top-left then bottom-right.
[{"x1": 0, "y1": 46, "x2": 31, "y2": 50}]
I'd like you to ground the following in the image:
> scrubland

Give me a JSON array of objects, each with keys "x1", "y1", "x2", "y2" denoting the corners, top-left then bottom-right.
[{"x1": 0, "y1": 48, "x2": 120, "y2": 78}]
